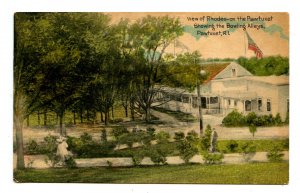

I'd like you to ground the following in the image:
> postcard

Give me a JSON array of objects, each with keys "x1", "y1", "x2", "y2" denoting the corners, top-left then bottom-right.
[{"x1": 13, "y1": 12, "x2": 289, "y2": 184}]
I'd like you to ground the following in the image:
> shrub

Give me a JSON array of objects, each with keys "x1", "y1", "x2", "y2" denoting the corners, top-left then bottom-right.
[
  {"x1": 111, "y1": 127, "x2": 129, "y2": 141},
  {"x1": 177, "y1": 139, "x2": 198, "y2": 164},
  {"x1": 226, "y1": 140, "x2": 239, "y2": 153},
  {"x1": 67, "y1": 135, "x2": 115, "y2": 158},
  {"x1": 146, "y1": 128, "x2": 156, "y2": 140},
  {"x1": 240, "y1": 141, "x2": 256, "y2": 162},
  {"x1": 80, "y1": 132, "x2": 93, "y2": 143},
  {"x1": 222, "y1": 110, "x2": 245, "y2": 127},
  {"x1": 202, "y1": 152, "x2": 224, "y2": 164},
  {"x1": 26, "y1": 139, "x2": 39, "y2": 154},
  {"x1": 64, "y1": 157, "x2": 77, "y2": 168},
  {"x1": 148, "y1": 148, "x2": 167, "y2": 165},
  {"x1": 274, "y1": 113, "x2": 282, "y2": 125},
  {"x1": 200, "y1": 125, "x2": 212, "y2": 152},
  {"x1": 246, "y1": 112, "x2": 258, "y2": 126},
  {"x1": 155, "y1": 131, "x2": 170, "y2": 144},
  {"x1": 186, "y1": 130, "x2": 199, "y2": 142},
  {"x1": 267, "y1": 145, "x2": 284, "y2": 162},
  {"x1": 249, "y1": 125, "x2": 257, "y2": 137},
  {"x1": 100, "y1": 129, "x2": 107, "y2": 143},
  {"x1": 174, "y1": 131, "x2": 185, "y2": 141},
  {"x1": 131, "y1": 150, "x2": 145, "y2": 166},
  {"x1": 222, "y1": 111, "x2": 285, "y2": 127}
]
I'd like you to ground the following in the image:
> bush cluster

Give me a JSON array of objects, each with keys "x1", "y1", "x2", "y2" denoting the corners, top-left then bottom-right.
[{"x1": 222, "y1": 111, "x2": 284, "y2": 127}]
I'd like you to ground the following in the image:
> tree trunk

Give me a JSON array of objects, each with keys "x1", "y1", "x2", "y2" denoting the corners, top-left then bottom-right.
[
  {"x1": 130, "y1": 100, "x2": 135, "y2": 121},
  {"x1": 111, "y1": 106, "x2": 114, "y2": 120},
  {"x1": 43, "y1": 110, "x2": 47, "y2": 126},
  {"x1": 37, "y1": 110, "x2": 40, "y2": 127},
  {"x1": 87, "y1": 109, "x2": 90, "y2": 122},
  {"x1": 197, "y1": 84, "x2": 204, "y2": 137},
  {"x1": 26, "y1": 115, "x2": 30, "y2": 127},
  {"x1": 73, "y1": 111, "x2": 76, "y2": 125},
  {"x1": 56, "y1": 113, "x2": 59, "y2": 125},
  {"x1": 145, "y1": 106, "x2": 151, "y2": 122},
  {"x1": 59, "y1": 111, "x2": 66, "y2": 136},
  {"x1": 104, "y1": 111, "x2": 108, "y2": 125},
  {"x1": 14, "y1": 92, "x2": 25, "y2": 170},
  {"x1": 100, "y1": 112, "x2": 104, "y2": 122},
  {"x1": 124, "y1": 105, "x2": 128, "y2": 117},
  {"x1": 80, "y1": 109, "x2": 83, "y2": 123},
  {"x1": 93, "y1": 111, "x2": 96, "y2": 124}
]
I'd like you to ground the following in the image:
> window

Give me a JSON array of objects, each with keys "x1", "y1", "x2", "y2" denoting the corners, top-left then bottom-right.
[
  {"x1": 234, "y1": 100, "x2": 237, "y2": 106},
  {"x1": 210, "y1": 97, "x2": 219, "y2": 104},
  {"x1": 192, "y1": 97, "x2": 198, "y2": 108},
  {"x1": 245, "y1": 100, "x2": 251, "y2": 111},
  {"x1": 258, "y1": 98, "x2": 262, "y2": 111},
  {"x1": 267, "y1": 99, "x2": 271, "y2": 112},
  {"x1": 232, "y1": 68, "x2": 237, "y2": 77},
  {"x1": 182, "y1": 96, "x2": 190, "y2": 103},
  {"x1": 228, "y1": 99, "x2": 231, "y2": 106}
]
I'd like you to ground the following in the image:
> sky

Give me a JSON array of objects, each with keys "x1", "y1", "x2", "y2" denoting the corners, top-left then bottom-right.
[{"x1": 108, "y1": 12, "x2": 289, "y2": 59}]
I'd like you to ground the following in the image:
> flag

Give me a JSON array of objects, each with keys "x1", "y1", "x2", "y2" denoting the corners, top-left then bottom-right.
[{"x1": 246, "y1": 31, "x2": 263, "y2": 59}]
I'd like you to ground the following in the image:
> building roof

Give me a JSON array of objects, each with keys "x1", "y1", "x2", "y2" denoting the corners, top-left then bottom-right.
[
  {"x1": 213, "y1": 61, "x2": 253, "y2": 80},
  {"x1": 202, "y1": 62, "x2": 230, "y2": 83}
]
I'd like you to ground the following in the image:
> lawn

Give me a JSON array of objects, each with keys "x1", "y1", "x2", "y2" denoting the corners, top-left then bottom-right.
[
  {"x1": 153, "y1": 107, "x2": 197, "y2": 122},
  {"x1": 14, "y1": 162, "x2": 288, "y2": 184}
]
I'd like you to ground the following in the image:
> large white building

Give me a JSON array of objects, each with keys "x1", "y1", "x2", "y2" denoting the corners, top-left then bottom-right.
[{"x1": 157, "y1": 62, "x2": 289, "y2": 120}]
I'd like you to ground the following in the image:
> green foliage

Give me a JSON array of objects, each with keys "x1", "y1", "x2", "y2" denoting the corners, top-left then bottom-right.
[
  {"x1": 249, "y1": 125, "x2": 257, "y2": 137},
  {"x1": 225, "y1": 140, "x2": 239, "y2": 153},
  {"x1": 100, "y1": 129, "x2": 107, "y2": 143},
  {"x1": 155, "y1": 131, "x2": 170, "y2": 144},
  {"x1": 177, "y1": 139, "x2": 198, "y2": 164},
  {"x1": 217, "y1": 139, "x2": 289, "y2": 153},
  {"x1": 66, "y1": 135, "x2": 116, "y2": 158},
  {"x1": 64, "y1": 157, "x2": 77, "y2": 168},
  {"x1": 267, "y1": 145, "x2": 284, "y2": 162},
  {"x1": 237, "y1": 56, "x2": 289, "y2": 76},
  {"x1": 174, "y1": 131, "x2": 185, "y2": 141},
  {"x1": 202, "y1": 152, "x2": 224, "y2": 164},
  {"x1": 223, "y1": 111, "x2": 285, "y2": 127},
  {"x1": 131, "y1": 150, "x2": 145, "y2": 166},
  {"x1": 200, "y1": 125, "x2": 212, "y2": 152},
  {"x1": 111, "y1": 127, "x2": 129, "y2": 141},
  {"x1": 222, "y1": 110, "x2": 246, "y2": 127},
  {"x1": 80, "y1": 132, "x2": 93, "y2": 143},
  {"x1": 240, "y1": 141, "x2": 257, "y2": 162},
  {"x1": 25, "y1": 139, "x2": 39, "y2": 154},
  {"x1": 148, "y1": 148, "x2": 167, "y2": 165}
]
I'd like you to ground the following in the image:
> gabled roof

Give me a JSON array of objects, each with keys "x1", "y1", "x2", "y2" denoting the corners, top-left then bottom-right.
[
  {"x1": 202, "y1": 62, "x2": 231, "y2": 84},
  {"x1": 213, "y1": 61, "x2": 253, "y2": 80}
]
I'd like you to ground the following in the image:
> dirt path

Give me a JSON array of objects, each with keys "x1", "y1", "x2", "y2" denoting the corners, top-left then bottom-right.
[{"x1": 14, "y1": 151, "x2": 289, "y2": 169}]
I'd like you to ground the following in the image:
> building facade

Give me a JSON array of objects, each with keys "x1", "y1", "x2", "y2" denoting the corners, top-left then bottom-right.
[{"x1": 157, "y1": 62, "x2": 289, "y2": 120}]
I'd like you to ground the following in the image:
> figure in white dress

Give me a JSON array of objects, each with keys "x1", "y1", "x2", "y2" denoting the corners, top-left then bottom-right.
[{"x1": 56, "y1": 136, "x2": 72, "y2": 163}]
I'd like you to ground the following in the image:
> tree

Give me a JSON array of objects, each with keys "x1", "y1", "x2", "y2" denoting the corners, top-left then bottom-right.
[
  {"x1": 129, "y1": 15, "x2": 184, "y2": 122},
  {"x1": 14, "y1": 13, "x2": 50, "y2": 169}
]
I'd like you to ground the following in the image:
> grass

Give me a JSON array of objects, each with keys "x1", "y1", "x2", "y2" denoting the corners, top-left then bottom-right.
[
  {"x1": 14, "y1": 162, "x2": 288, "y2": 184},
  {"x1": 217, "y1": 139, "x2": 289, "y2": 153},
  {"x1": 153, "y1": 107, "x2": 197, "y2": 122}
]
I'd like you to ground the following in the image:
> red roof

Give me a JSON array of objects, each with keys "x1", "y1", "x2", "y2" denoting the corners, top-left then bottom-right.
[{"x1": 202, "y1": 63, "x2": 230, "y2": 84}]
